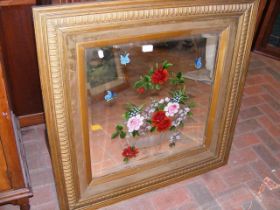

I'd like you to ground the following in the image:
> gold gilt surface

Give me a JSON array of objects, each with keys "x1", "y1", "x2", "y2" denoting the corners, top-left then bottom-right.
[{"x1": 33, "y1": 0, "x2": 260, "y2": 209}]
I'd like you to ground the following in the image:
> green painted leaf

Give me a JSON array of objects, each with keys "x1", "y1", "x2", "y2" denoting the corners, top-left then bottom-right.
[
  {"x1": 120, "y1": 131, "x2": 126, "y2": 139},
  {"x1": 179, "y1": 79, "x2": 185, "y2": 84},
  {"x1": 111, "y1": 131, "x2": 119, "y2": 139},
  {"x1": 132, "y1": 130, "x2": 139, "y2": 137},
  {"x1": 132, "y1": 131, "x2": 136, "y2": 137},
  {"x1": 124, "y1": 112, "x2": 130, "y2": 120},
  {"x1": 148, "y1": 68, "x2": 154, "y2": 75},
  {"x1": 169, "y1": 126, "x2": 176, "y2": 131},
  {"x1": 188, "y1": 101, "x2": 196, "y2": 108},
  {"x1": 116, "y1": 125, "x2": 123, "y2": 131},
  {"x1": 144, "y1": 82, "x2": 151, "y2": 90},
  {"x1": 147, "y1": 83, "x2": 153, "y2": 89},
  {"x1": 123, "y1": 157, "x2": 129, "y2": 163},
  {"x1": 134, "y1": 80, "x2": 145, "y2": 88},
  {"x1": 157, "y1": 103, "x2": 165, "y2": 110},
  {"x1": 155, "y1": 84, "x2": 161, "y2": 90},
  {"x1": 163, "y1": 60, "x2": 173, "y2": 69},
  {"x1": 146, "y1": 119, "x2": 152, "y2": 124},
  {"x1": 176, "y1": 72, "x2": 182, "y2": 78},
  {"x1": 144, "y1": 75, "x2": 151, "y2": 82},
  {"x1": 150, "y1": 126, "x2": 156, "y2": 132},
  {"x1": 166, "y1": 63, "x2": 173, "y2": 68}
]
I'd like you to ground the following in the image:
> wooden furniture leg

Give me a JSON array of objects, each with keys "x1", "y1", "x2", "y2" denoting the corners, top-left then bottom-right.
[{"x1": 17, "y1": 198, "x2": 30, "y2": 210}]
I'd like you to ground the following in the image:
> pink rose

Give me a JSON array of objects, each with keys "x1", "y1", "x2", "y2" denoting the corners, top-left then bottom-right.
[
  {"x1": 127, "y1": 114, "x2": 144, "y2": 132},
  {"x1": 164, "y1": 102, "x2": 180, "y2": 117}
]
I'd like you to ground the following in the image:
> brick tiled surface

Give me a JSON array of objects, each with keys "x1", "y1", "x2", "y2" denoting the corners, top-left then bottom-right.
[{"x1": 1, "y1": 53, "x2": 280, "y2": 210}]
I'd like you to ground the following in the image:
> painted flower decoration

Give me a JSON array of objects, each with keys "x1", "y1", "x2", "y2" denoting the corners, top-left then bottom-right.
[
  {"x1": 152, "y1": 111, "x2": 172, "y2": 132},
  {"x1": 127, "y1": 114, "x2": 144, "y2": 133},
  {"x1": 151, "y1": 68, "x2": 169, "y2": 85},
  {"x1": 111, "y1": 59, "x2": 194, "y2": 165},
  {"x1": 164, "y1": 102, "x2": 180, "y2": 117},
  {"x1": 184, "y1": 107, "x2": 191, "y2": 113},
  {"x1": 137, "y1": 87, "x2": 145, "y2": 94},
  {"x1": 122, "y1": 146, "x2": 139, "y2": 163},
  {"x1": 134, "y1": 61, "x2": 175, "y2": 94}
]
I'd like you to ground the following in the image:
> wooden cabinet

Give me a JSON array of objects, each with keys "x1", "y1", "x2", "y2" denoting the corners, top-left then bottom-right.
[
  {"x1": 254, "y1": 0, "x2": 280, "y2": 59},
  {"x1": 0, "y1": 1, "x2": 44, "y2": 127},
  {"x1": 0, "y1": 0, "x2": 92, "y2": 127},
  {"x1": 0, "y1": 45, "x2": 32, "y2": 209},
  {"x1": 0, "y1": 139, "x2": 11, "y2": 192}
]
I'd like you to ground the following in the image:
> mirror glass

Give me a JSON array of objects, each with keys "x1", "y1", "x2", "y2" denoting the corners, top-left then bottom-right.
[{"x1": 85, "y1": 33, "x2": 219, "y2": 178}]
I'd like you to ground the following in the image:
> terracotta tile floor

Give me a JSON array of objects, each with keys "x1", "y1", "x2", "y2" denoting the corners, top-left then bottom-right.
[{"x1": 1, "y1": 52, "x2": 280, "y2": 210}]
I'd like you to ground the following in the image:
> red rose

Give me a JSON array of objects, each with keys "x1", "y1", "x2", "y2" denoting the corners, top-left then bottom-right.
[
  {"x1": 152, "y1": 111, "x2": 171, "y2": 131},
  {"x1": 151, "y1": 69, "x2": 169, "y2": 84},
  {"x1": 122, "y1": 146, "x2": 139, "y2": 158},
  {"x1": 137, "y1": 87, "x2": 145, "y2": 94}
]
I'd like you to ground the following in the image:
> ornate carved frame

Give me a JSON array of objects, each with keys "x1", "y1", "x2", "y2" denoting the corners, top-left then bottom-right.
[{"x1": 33, "y1": 0, "x2": 260, "y2": 209}]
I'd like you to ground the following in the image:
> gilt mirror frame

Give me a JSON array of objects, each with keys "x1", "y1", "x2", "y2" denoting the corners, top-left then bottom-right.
[{"x1": 33, "y1": 0, "x2": 260, "y2": 209}]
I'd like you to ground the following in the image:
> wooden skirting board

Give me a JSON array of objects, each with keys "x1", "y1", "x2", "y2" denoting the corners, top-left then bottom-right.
[{"x1": 18, "y1": 113, "x2": 45, "y2": 128}]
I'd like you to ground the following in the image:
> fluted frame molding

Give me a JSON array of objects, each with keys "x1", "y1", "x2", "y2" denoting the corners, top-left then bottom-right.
[{"x1": 33, "y1": 0, "x2": 260, "y2": 209}]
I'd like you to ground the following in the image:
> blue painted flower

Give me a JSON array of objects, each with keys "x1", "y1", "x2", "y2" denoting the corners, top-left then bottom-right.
[
  {"x1": 120, "y1": 53, "x2": 130, "y2": 65},
  {"x1": 104, "y1": 90, "x2": 117, "y2": 102},
  {"x1": 195, "y1": 57, "x2": 202, "y2": 69}
]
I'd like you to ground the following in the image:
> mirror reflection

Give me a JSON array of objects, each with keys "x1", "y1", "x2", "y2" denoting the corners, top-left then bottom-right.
[{"x1": 85, "y1": 34, "x2": 219, "y2": 177}]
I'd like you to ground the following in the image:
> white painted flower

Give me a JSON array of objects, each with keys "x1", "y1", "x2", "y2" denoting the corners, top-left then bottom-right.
[
  {"x1": 164, "y1": 102, "x2": 180, "y2": 117},
  {"x1": 165, "y1": 97, "x2": 170, "y2": 102},
  {"x1": 184, "y1": 107, "x2": 191, "y2": 113},
  {"x1": 127, "y1": 114, "x2": 144, "y2": 133},
  {"x1": 159, "y1": 99, "x2": 164, "y2": 104}
]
